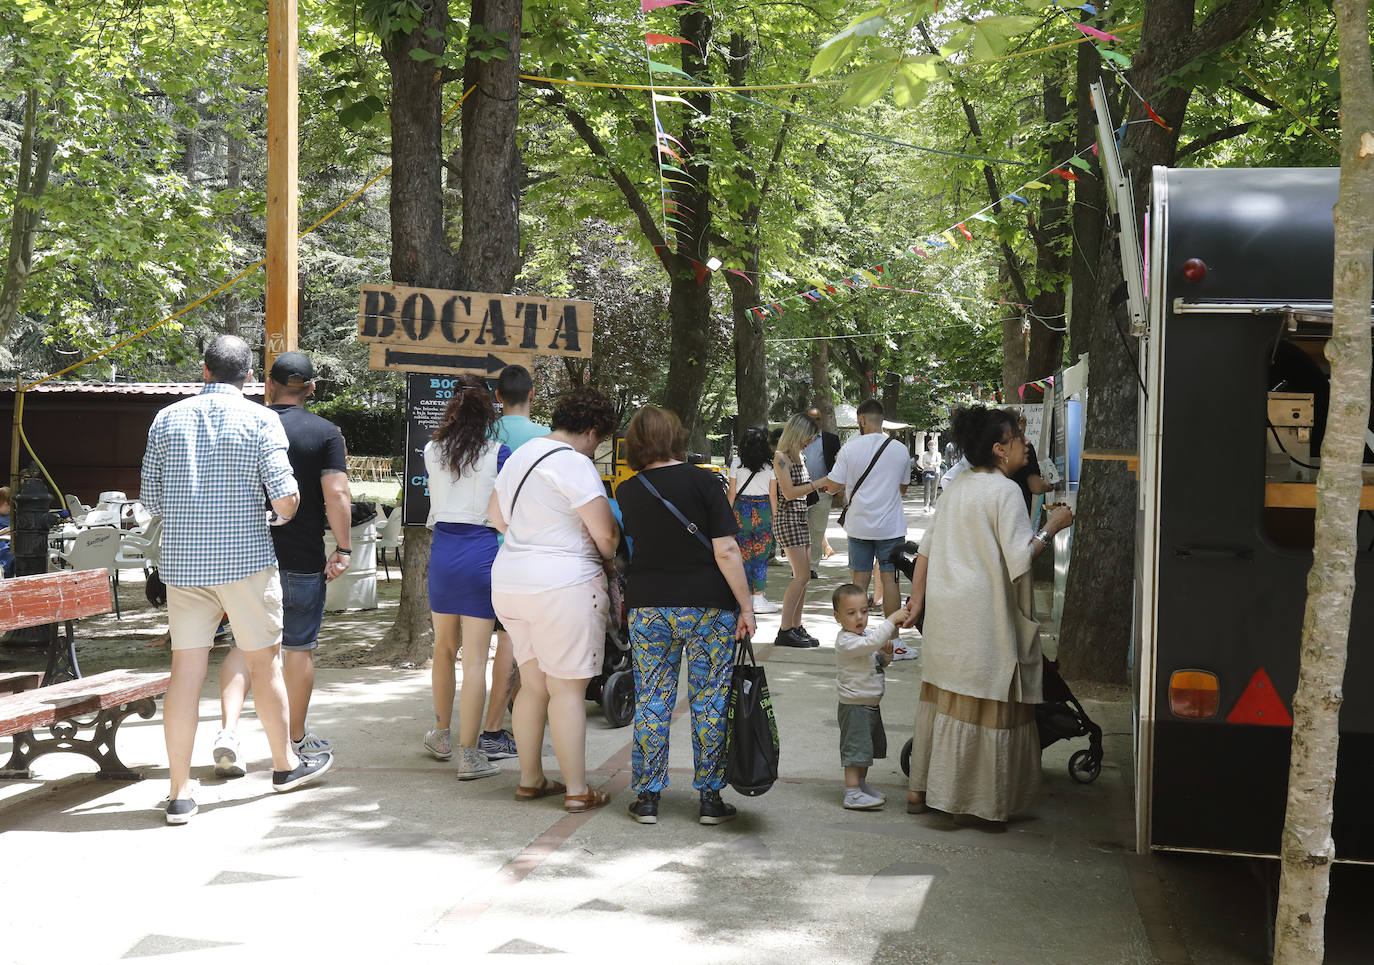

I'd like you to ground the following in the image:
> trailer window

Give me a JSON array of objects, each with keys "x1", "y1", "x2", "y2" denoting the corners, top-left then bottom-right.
[{"x1": 1262, "y1": 329, "x2": 1374, "y2": 552}]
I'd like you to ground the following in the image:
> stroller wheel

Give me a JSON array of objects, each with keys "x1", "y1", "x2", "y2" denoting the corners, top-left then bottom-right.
[
  {"x1": 601, "y1": 670, "x2": 635, "y2": 728},
  {"x1": 1068, "y1": 748, "x2": 1102, "y2": 784},
  {"x1": 900, "y1": 737, "x2": 913, "y2": 777}
]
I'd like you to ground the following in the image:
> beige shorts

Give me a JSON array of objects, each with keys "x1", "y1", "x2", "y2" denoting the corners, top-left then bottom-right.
[
  {"x1": 492, "y1": 577, "x2": 608, "y2": 680},
  {"x1": 167, "y1": 567, "x2": 283, "y2": 652}
]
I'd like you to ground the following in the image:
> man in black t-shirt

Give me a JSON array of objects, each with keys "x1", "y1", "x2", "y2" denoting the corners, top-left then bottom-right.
[{"x1": 214, "y1": 352, "x2": 352, "y2": 774}]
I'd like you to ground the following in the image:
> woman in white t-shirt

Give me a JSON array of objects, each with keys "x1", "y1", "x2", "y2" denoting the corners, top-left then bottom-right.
[
  {"x1": 488, "y1": 389, "x2": 620, "y2": 814},
  {"x1": 727, "y1": 426, "x2": 779, "y2": 614}
]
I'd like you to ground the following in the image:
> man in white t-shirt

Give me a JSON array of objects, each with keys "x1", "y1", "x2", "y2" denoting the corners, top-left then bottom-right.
[{"x1": 827, "y1": 399, "x2": 910, "y2": 619}]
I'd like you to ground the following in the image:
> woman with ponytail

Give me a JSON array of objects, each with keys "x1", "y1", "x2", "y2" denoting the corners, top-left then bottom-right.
[
  {"x1": 900, "y1": 405, "x2": 1073, "y2": 827},
  {"x1": 422, "y1": 374, "x2": 511, "y2": 780}
]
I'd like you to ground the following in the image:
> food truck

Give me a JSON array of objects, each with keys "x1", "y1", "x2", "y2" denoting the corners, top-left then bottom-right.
[{"x1": 1131, "y1": 165, "x2": 1374, "y2": 862}]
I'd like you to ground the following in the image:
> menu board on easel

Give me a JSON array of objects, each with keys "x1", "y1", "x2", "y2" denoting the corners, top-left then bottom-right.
[{"x1": 401, "y1": 373, "x2": 456, "y2": 526}]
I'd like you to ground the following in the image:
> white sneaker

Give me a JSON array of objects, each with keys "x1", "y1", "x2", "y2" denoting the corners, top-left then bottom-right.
[
  {"x1": 213, "y1": 729, "x2": 244, "y2": 778},
  {"x1": 423, "y1": 728, "x2": 453, "y2": 761},
  {"x1": 860, "y1": 780, "x2": 886, "y2": 803},
  {"x1": 843, "y1": 786, "x2": 885, "y2": 810},
  {"x1": 751, "y1": 593, "x2": 780, "y2": 614},
  {"x1": 456, "y1": 746, "x2": 500, "y2": 781}
]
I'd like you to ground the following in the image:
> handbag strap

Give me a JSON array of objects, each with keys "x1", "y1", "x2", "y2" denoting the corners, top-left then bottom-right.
[
  {"x1": 509, "y1": 445, "x2": 575, "y2": 516},
  {"x1": 636, "y1": 471, "x2": 713, "y2": 552},
  {"x1": 734, "y1": 634, "x2": 756, "y2": 666},
  {"x1": 843, "y1": 436, "x2": 895, "y2": 509},
  {"x1": 732, "y1": 470, "x2": 760, "y2": 506}
]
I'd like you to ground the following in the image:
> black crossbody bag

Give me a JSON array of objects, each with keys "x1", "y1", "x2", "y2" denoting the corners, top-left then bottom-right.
[
  {"x1": 731, "y1": 470, "x2": 760, "y2": 506},
  {"x1": 837, "y1": 437, "x2": 895, "y2": 528}
]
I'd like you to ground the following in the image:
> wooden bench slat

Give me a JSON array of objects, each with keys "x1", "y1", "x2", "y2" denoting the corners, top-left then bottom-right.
[
  {"x1": 0, "y1": 570, "x2": 113, "y2": 632},
  {"x1": 0, "y1": 672, "x2": 42, "y2": 695},
  {"x1": 0, "y1": 669, "x2": 170, "y2": 738}
]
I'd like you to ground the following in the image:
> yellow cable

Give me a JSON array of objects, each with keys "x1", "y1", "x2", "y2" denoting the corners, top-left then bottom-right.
[{"x1": 1229, "y1": 56, "x2": 1337, "y2": 151}]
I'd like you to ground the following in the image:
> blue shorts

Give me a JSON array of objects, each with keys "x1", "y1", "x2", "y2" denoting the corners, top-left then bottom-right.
[
  {"x1": 281, "y1": 569, "x2": 328, "y2": 651},
  {"x1": 847, "y1": 535, "x2": 905, "y2": 574}
]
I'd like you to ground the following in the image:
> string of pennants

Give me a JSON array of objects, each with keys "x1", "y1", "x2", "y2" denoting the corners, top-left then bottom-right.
[
  {"x1": 1018, "y1": 375, "x2": 1056, "y2": 400},
  {"x1": 640, "y1": 0, "x2": 701, "y2": 246}
]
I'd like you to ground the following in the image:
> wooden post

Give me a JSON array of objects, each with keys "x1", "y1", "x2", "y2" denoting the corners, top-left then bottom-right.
[{"x1": 264, "y1": 0, "x2": 298, "y2": 374}]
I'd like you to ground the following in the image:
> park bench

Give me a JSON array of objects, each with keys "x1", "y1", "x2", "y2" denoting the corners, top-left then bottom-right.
[{"x1": 0, "y1": 569, "x2": 169, "y2": 781}]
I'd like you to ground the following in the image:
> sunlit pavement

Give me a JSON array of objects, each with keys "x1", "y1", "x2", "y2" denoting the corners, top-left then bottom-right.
[{"x1": 2, "y1": 495, "x2": 1367, "y2": 963}]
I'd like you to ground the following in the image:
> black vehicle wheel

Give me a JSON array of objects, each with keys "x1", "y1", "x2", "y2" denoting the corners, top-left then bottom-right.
[
  {"x1": 1068, "y1": 749, "x2": 1102, "y2": 784},
  {"x1": 601, "y1": 670, "x2": 635, "y2": 728},
  {"x1": 585, "y1": 678, "x2": 603, "y2": 703},
  {"x1": 900, "y1": 737, "x2": 913, "y2": 777}
]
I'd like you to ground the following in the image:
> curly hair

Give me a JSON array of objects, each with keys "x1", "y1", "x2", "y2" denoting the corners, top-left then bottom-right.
[
  {"x1": 950, "y1": 405, "x2": 1019, "y2": 469},
  {"x1": 624, "y1": 405, "x2": 686, "y2": 471},
  {"x1": 550, "y1": 387, "x2": 616, "y2": 439},
  {"x1": 737, "y1": 425, "x2": 773, "y2": 473},
  {"x1": 430, "y1": 374, "x2": 499, "y2": 475}
]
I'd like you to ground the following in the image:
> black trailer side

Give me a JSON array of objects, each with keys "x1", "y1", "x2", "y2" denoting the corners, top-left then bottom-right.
[{"x1": 1135, "y1": 166, "x2": 1374, "y2": 862}]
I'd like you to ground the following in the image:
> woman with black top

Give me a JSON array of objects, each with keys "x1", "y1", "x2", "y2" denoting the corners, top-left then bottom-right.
[{"x1": 615, "y1": 406, "x2": 756, "y2": 826}]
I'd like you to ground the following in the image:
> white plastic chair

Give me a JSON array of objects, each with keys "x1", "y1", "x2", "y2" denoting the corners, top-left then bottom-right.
[
  {"x1": 64, "y1": 494, "x2": 91, "y2": 524},
  {"x1": 115, "y1": 516, "x2": 161, "y2": 570},
  {"x1": 376, "y1": 506, "x2": 403, "y2": 579},
  {"x1": 58, "y1": 527, "x2": 123, "y2": 618}
]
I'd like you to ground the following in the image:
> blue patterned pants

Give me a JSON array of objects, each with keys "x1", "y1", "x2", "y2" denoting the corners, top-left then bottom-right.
[{"x1": 629, "y1": 606, "x2": 737, "y2": 792}]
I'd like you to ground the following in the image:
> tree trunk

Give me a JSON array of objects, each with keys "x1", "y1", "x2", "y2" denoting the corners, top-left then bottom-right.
[
  {"x1": 881, "y1": 371, "x2": 899, "y2": 421},
  {"x1": 727, "y1": 265, "x2": 768, "y2": 435},
  {"x1": 1058, "y1": 0, "x2": 1266, "y2": 682},
  {"x1": 659, "y1": 267, "x2": 713, "y2": 428},
  {"x1": 1001, "y1": 315, "x2": 1028, "y2": 402},
  {"x1": 1025, "y1": 74, "x2": 1070, "y2": 383},
  {"x1": 224, "y1": 130, "x2": 244, "y2": 338},
  {"x1": 1069, "y1": 33, "x2": 1106, "y2": 364},
  {"x1": 456, "y1": 0, "x2": 522, "y2": 293},
  {"x1": 1273, "y1": 3, "x2": 1374, "y2": 959},
  {"x1": 810, "y1": 338, "x2": 837, "y2": 433},
  {"x1": 375, "y1": 0, "x2": 460, "y2": 666},
  {"x1": 0, "y1": 87, "x2": 57, "y2": 343}
]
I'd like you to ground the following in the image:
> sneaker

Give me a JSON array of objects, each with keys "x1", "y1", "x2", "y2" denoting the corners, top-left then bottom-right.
[
  {"x1": 423, "y1": 728, "x2": 453, "y2": 761},
  {"x1": 477, "y1": 729, "x2": 518, "y2": 760},
  {"x1": 165, "y1": 798, "x2": 197, "y2": 825},
  {"x1": 272, "y1": 751, "x2": 334, "y2": 792},
  {"x1": 291, "y1": 729, "x2": 332, "y2": 757},
  {"x1": 699, "y1": 789, "x2": 737, "y2": 825},
  {"x1": 628, "y1": 790, "x2": 660, "y2": 825},
  {"x1": 860, "y1": 780, "x2": 886, "y2": 803},
  {"x1": 456, "y1": 745, "x2": 500, "y2": 781},
  {"x1": 212, "y1": 729, "x2": 244, "y2": 778},
  {"x1": 773, "y1": 627, "x2": 810, "y2": 648},
  {"x1": 844, "y1": 786, "x2": 885, "y2": 810},
  {"x1": 751, "y1": 593, "x2": 780, "y2": 614}
]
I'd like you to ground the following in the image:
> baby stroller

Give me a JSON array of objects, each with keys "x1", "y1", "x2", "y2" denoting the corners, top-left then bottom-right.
[
  {"x1": 888, "y1": 541, "x2": 1104, "y2": 784},
  {"x1": 584, "y1": 546, "x2": 635, "y2": 727}
]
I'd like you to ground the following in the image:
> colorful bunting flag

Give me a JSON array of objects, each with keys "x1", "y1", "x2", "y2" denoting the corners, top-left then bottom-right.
[
  {"x1": 727, "y1": 269, "x2": 753, "y2": 284},
  {"x1": 1144, "y1": 102, "x2": 1173, "y2": 132},
  {"x1": 1074, "y1": 22, "x2": 1121, "y2": 43},
  {"x1": 957, "y1": 223, "x2": 973, "y2": 240},
  {"x1": 1052, "y1": 168, "x2": 1080, "y2": 181},
  {"x1": 941, "y1": 230, "x2": 958, "y2": 247},
  {"x1": 641, "y1": 0, "x2": 695, "y2": 10},
  {"x1": 645, "y1": 33, "x2": 695, "y2": 46}
]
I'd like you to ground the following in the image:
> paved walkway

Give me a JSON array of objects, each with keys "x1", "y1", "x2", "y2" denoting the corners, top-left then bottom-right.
[{"x1": 0, "y1": 497, "x2": 1368, "y2": 963}]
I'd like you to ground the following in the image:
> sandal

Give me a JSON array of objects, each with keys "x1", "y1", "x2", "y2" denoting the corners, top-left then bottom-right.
[
  {"x1": 514, "y1": 778, "x2": 566, "y2": 801},
  {"x1": 563, "y1": 788, "x2": 612, "y2": 813},
  {"x1": 906, "y1": 794, "x2": 928, "y2": 814}
]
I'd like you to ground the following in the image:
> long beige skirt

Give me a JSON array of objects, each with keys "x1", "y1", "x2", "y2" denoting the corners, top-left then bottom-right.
[{"x1": 907, "y1": 681, "x2": 1041, "y2": 822}]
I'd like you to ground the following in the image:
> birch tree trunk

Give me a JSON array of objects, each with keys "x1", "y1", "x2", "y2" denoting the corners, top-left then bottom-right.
[{"x1": 1272, "y1": 2, "x2": 1374, "y2": 960}]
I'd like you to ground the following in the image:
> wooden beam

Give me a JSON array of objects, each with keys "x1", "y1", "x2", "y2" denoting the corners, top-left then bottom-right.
[{"x1": 264, "y1": 0, "x2": 298, "y2": 374}]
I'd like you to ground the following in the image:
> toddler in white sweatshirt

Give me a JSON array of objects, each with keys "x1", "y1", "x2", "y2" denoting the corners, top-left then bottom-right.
[{"x1": 833, "y1": 583, "x2": 908, "y2": 810}]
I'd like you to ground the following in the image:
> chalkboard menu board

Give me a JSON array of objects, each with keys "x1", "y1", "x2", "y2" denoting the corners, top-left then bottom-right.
[{"x1": 402, "y1": 373, "x2": 461, "y2": 525}]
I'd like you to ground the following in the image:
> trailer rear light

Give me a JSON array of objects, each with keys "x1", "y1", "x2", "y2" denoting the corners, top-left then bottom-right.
[
  {"x1": 1181, "y1": 258, "x2": 1207, "y2": 282},
  {"x1": 1169, "y1": 670, "x2": 1220, "y2": 719}
]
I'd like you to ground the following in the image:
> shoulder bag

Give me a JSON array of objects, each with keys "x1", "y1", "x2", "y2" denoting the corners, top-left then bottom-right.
[
  {"x1": 635, "y1": 471, "x2": 712, "y2": 551},
  {"x1": 725, "y1": 635, "x2": 780, "y2": 796},
  {"x1": 837, "y1": 436, "x2": 895, "y2": 528}
]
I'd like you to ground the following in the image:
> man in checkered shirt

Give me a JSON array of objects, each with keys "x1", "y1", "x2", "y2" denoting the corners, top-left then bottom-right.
[{"x1": 141, "y1": 335, "x2": 334, "y2": 825}]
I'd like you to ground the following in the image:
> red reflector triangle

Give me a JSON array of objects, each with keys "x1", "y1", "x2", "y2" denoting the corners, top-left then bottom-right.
[{"x1": 1225, "y1": 668, "x2": 1293, "y2": 727}]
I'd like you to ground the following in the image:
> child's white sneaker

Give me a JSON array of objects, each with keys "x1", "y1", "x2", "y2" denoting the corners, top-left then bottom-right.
[
  {"x1": 859, "y1": 780, "x2": 886, "y2": 803},
  {"x1": 843, "y1": 786, "x2": 885, "y2": 810}
]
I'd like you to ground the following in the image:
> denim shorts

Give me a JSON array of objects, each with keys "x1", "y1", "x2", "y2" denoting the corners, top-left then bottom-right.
[
  {"x1": 281, "y1": 569, "x2": 328, "y2": 652},
  {"x1": 838, "y1": 703, "x2": 887, "y2": 767},
  {"x1": 847, "y1": 535, "x2": 905, "y2": 573}
]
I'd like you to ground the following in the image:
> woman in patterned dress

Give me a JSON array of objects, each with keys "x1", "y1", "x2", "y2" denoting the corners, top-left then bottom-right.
[
  {"x1": 727, "y1": 426, "x2": 778, "y2": 614},
  {"x1": 772, "y1": 413, "x2": 827, "y2": 647}
]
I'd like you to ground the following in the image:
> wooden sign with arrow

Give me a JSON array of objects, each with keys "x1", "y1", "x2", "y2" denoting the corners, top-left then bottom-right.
[{"x1": 358, "y1": 283, "x2": 594, "y2": 373}]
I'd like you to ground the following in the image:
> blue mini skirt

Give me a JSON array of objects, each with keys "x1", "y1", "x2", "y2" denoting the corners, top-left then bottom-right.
[{"x1": 428, "y1": 522, "x2": 499, "y2": 618}]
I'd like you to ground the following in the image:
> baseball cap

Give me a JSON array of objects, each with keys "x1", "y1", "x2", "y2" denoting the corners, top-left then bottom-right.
[{"x1": 269, "y1": 351, "x2": 314, "y2": 385}]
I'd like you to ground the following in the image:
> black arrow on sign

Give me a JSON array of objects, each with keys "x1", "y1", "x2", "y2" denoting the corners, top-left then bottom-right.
[{"x1": 383, "y1": 348, "x2": 511, "y2": 374}]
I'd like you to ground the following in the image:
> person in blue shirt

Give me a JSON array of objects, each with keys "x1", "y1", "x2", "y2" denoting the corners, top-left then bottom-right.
[{"x1": 473, "y1": 365, "x2": 552, "y2": 761}]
